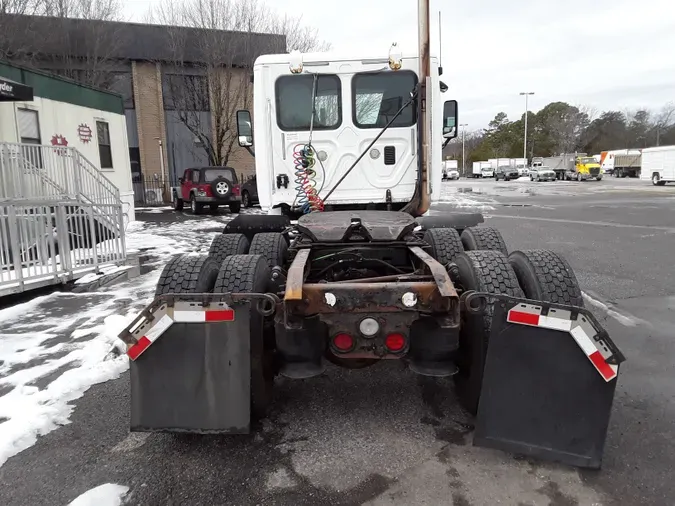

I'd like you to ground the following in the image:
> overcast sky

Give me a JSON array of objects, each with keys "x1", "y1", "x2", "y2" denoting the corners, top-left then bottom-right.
[{"x1": 123, "y1": 0, "x2": 675, "y2": 131}]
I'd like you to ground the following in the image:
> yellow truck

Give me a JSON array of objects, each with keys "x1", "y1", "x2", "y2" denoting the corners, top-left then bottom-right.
[{"x1": 542, "y1": 153, "x2": 603, "y2": 181}]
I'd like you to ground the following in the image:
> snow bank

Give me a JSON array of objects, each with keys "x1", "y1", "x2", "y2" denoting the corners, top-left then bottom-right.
[{"x1": 68, "y1": 483, "x2": 130, "y2": 506}]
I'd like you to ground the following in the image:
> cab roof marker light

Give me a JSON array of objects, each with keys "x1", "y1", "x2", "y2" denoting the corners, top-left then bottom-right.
[
  {"x1": 388, "y1": 42, "x2": 403, "y2": 70},
  {"x1": 289, "y1": 50, "x2": 303, "y2": 73}
]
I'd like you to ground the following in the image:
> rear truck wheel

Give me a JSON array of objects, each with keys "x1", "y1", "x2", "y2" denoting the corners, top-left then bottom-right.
[
  {"x1": 461, "y1": 227, "x2": 508, "y2": 256},
  {"x1": 454, "y1": 250, "x2": 524, "y2": 414},
  {"x1": 214, "y1": 254, "x2": 273, "y2": 419},
  {"x1": 249, "y1": 232, "x2": 288, "y2": 268},
  {"x1": 423, "y1": 228, "x2": 464, "y2": 265},
  {"x1": 229, "y1": 202, "x2": 241, "y2": 214},
  {"x1": 508, "y1": 250, "x2": 584, "y2": 307},
  {"x1": 242, "y1": 191, "x2": 252, "y2": 208},
  {"x1": 208, "y1": 233, "x2": 250, "y2": 268},
  {"x1": 155, "y1": 254, "x2": 220, "y2": 296},
  {"x1": 173, "y1": 193, "x2": 184, "y2": 211},
  {"x1": 596, "y1": 175, "x2": 603, "y2": 181},
  {"x1": 190, "y1": 195, "x2": 203, "y2": 215},
  {"x1": 653, "y1": 173, "x2": 665, "y2": 186}
]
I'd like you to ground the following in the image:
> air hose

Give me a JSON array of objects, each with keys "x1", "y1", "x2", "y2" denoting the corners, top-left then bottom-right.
[
  {"x1": 293, "y1": 144, "x2": 324, "y2": 213},
  {"x1": 292, "y1": 73, "x2": 325, "y2": 213}
]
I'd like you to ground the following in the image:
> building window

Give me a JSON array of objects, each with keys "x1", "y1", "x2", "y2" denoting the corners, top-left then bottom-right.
[
  {"x1": 17, "y1": 108, "x2": 41, "y2": 144},
  {"x1": 162, "y1": 73, "x2": 210, "y2": 111},
  {"x1": 97, "y1": 121, "x2": 113, "y2": 169},
  {"x1": 109, "y1": 72, "x2": 135, "y2": 109}
]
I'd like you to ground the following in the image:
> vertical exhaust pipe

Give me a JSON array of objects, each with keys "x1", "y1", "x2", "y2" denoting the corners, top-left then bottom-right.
[{"x1": 404, "y1": 0, "x2": 431, "y2": 216}]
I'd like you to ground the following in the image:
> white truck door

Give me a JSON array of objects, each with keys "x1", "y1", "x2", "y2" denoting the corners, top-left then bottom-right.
[{"x1": 270, "y1": 69, "x2": 418, "y2": 206}]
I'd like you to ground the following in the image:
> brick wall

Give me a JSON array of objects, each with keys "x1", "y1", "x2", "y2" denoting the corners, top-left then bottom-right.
[{"x1": 132, "y1": 61, "x2": 168, "y2": 179}]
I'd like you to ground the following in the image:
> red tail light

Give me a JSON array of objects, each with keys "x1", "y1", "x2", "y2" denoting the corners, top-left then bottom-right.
[
  {"x1": 232, "y1": 184, "x2": 241, "y2": 196},
  {"x1": 200, "y1": 184, "x2": 213, "y2": 197},
  {"x1": 385, "y1": 333, "x2": 406, "y2": 352},
  {"x1": 332, "y1": 333, "x2": 354, "y2": 352}
]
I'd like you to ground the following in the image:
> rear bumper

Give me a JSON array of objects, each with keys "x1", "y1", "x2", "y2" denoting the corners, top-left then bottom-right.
[{"x1": 195, "y1": 196, "x2": 241, "y2": 204}]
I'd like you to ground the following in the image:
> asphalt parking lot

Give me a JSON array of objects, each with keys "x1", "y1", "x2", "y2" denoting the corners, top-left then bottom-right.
[{"x1": 1, "y1": 176, "x2": 674, "y2": 506}]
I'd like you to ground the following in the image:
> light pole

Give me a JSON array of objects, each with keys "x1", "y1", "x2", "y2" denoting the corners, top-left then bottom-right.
[
  {"x1": 460, "y1": 123, "x2": 468, "y2": 176},
  {"x1": 519, "y1": 92, "x2": 534, "y2": 164}
]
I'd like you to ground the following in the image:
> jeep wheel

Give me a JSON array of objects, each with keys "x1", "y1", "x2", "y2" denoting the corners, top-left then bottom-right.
[
  {"x1": 173, "y1": 194, "x2": 184, "y2": 211},
  {"x1": 211, "y1": 177, "x2": 231, "y2": 199},
  {"x1": 229, "y1": 202, "x2": 241, "y2": 214},
  {"x1": 242, "y1": 191, "x2": 252, "y2": 208},
  {"x1": 190, "y1": 195, "x2": 203, "y2": 215}
]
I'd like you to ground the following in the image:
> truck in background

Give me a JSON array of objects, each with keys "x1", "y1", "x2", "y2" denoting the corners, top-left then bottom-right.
[
  {"x1": 611, "y1": 153, "x2": 641, "y2": 178},
  {"x1": 472, "y1": 161, "x2": 494, "y2": 178},
  {"x1": 510, "y1": 158, "x2": 528, "y2": 176},
  {"x1": 600, "y1": 149, "x2": 641, "y2": 175},
  {"x1": 542, "y1": 153, "x2": 602, "y2": 181},
  {"x1": 640, "y1": 145, "x2": 675, "y2": 185},
  {"x1": 442, "y1": 159, "x2": 459, "y2": 180},
  {"x1": 532, "y1": 157, "x2": 544, "y2": 168}
]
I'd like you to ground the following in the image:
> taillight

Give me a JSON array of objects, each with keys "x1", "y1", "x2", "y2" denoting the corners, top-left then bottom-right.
[
  {"x1": 201, "y1": 184, "x2": 212, "y2": 197},
  {"x1": 332, "y1": 333, "x2": 354, "y2": 352},
  {"x1": 385, "y1": 333, "x2": 406, "y2": 353},
  {"x1": 232, "y1": 184, "x2": 241, "y2": 196}
]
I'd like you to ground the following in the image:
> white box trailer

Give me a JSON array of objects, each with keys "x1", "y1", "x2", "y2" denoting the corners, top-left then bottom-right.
[
  {"x1": 472, "y1": 161, "x2": 482, "y2": 178},
  {"x1": 510, "y1": 158, "x2": 528, "y2": 176},
  {"x1": 641, "y1": 145, "x2": 675, "y2": 185},
  {"x1": 442, "y1": 159, "x2": 459, "y2": 180},
  {"x1": 600, "y1": 149, "x2": 641, "y2": 175},
  {"x1": 473, "y1": 161, "x2": 493, "y2": 178}
]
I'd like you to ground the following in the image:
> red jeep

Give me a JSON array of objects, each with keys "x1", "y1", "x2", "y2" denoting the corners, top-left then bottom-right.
[{"x1": 173, "y1": 166, "x2": 241, "y2": 214}]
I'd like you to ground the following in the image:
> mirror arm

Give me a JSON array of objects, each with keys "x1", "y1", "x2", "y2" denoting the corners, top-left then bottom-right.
[
  {"x1": 442, "y1": 137, "x2": 451, "y2": 149},
  {"x1": 244, "y1": 146, "x2": 255, "y2": 158}
]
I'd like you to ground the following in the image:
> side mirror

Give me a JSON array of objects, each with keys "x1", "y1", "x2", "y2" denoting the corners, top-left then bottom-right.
[
  {"x1": 442, "y1": 100, "x2": 458, "y2": 139},
  {"x1": 236, "y1": 110, "x2": 253, "y2": 147}
]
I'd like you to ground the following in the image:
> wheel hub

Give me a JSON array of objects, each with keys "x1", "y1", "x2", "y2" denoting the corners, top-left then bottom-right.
[{"x1": 216, "y1": 181, "x2": 229, "y2": 195}]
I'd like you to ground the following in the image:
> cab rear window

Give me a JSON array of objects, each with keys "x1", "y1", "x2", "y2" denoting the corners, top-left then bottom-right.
[
  {"x1": 275, "y1": 74, "x2": 342, "y2": 131},
  {"x1": 352, "y1": 71, "x2": 417, "y2": 128}
]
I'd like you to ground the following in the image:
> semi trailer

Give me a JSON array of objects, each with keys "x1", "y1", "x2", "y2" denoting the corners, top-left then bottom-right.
[{"x1": 119, "y1": 0, "x2": 624, "y2": 471}]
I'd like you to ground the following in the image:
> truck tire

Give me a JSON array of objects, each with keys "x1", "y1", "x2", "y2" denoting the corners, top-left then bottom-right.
[
  {"x1": 208, "y1": 233, "x2": 250, "y2": 268},
  {"x1": 214, "y1": 254, "x2": 273, "y2": 418},
  {"x1": 454, "y1": 250, "x2": 524, "y2": 414},
  {"x1": 423, "y1": 228, "x2": 464, "y2": 265},
  {"x1": 461, "y1": 227, "x2": 508, "y2": 255},
  {"x1": 155, "y1": 254, "x2": 219, "y2": 296},
  {"x1": 577, "y1": 173, "x2": 582, "y2": 182},
  {"x1": 249, "y1": 232, "x2": 288, "y2": 268},
  {"x1": 508, "y1": 250, "x2": 584, "y2": 307}
]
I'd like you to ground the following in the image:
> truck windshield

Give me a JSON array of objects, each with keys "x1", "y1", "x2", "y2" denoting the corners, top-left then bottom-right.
[
  {"x1": 276, "y1": 74, "x2": 341, "y2": 131},
  {"x1": 203, "y1": 169, "x2": 235, "y2": 183},
  {"x1": 580, "y1": 157, "x2": 596, "y2": 164},
  {"x1": 352, "y1": 71, "x2": 417, "y2": 128}
]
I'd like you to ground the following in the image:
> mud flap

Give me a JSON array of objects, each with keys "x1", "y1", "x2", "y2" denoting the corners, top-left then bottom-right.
[
  {"x1": 473, "y1": 299, "x2": 624, "y2": 469},
  {"x1": 129, "y1": 302, "x2": 252, "y2": 434}
]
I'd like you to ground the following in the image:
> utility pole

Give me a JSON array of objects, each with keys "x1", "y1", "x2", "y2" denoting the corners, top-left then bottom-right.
[
  {"x1": 520, "y1": 92, "x2": 535, "y2": 165},
  {"x1": 460, "y1": 123, "x2": 468, "y2": 175}
]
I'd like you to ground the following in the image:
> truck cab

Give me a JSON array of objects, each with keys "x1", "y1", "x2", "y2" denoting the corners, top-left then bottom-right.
[
  {"x1": 570, "y1": 156, "x2": 602, "y2": 181},
  {"x1": 235, "y1": 51, "x2": 456, "y2": 215}
]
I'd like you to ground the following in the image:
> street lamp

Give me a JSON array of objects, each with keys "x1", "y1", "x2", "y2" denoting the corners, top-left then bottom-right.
[
  {"x1": 519, "y1": 92, "x2": 534, "y2": 165},
  {"x1": 460, "y1": 123, "x2": 468, "y2": 175}
]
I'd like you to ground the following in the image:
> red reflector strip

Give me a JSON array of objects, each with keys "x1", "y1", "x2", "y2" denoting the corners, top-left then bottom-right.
[
  {"x1": 205, "y1": 309, "x2": 235, "y2": 322},
  {"x1": 127, "y1": 335, "x2": 152, "y2": 361},
  {"x1": 507, "y1": 310, "x2": 540, "y2": 326},
  {"x1": 173, "y1": 309, "x2": 235, "y2": 322},
  {"x1": 589, "y1": 351, "x2": 618, "y2": 381}
]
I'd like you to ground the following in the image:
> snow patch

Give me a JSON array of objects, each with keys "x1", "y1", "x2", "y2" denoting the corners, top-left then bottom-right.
[
  {"x1": 75, "y1": 265, "x2": 133, "y2": 285},
  {"x1": 68, "y1": 483, "x2": 130, "y2": 506},
  {"x1": 582, "y1": 291, "x2": 648, "y2": 328}
]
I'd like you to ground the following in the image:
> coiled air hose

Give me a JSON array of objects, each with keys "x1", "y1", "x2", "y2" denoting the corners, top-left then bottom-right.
[{"x1": 293, "y1": 143, "x2": 324, "y2": 213}]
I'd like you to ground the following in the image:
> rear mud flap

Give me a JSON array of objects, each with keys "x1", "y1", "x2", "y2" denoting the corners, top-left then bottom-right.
[
  {"x1": 129, "y1": 303, "x2": 252, "y2": 434},
  {"x1": 473, "y1": 298, "x2": 625, "y2": 469}
]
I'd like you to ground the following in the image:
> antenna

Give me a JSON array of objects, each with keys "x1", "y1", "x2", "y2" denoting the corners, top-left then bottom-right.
[{"x1": 439, "y1": 11, "x2": 442, "y2": 69}]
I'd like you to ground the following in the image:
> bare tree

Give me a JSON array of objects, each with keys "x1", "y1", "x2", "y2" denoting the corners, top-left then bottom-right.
[
  {"x1": 151, "y1": 0, "x2": 330, "y2": 167},
  {"x1": 654, "y1": 102, "x2": 675, "y2": 146}
]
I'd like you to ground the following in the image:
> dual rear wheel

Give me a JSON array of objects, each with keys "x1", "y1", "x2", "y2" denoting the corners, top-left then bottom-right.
[{"x1": 424, "y1": 226, "x2": 584, "y2": 414}]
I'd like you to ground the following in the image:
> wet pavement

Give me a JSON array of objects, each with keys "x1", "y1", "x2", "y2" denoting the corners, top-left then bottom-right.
[{"x1": 1, "y1": 178, "x2": 675, "y2": 505}]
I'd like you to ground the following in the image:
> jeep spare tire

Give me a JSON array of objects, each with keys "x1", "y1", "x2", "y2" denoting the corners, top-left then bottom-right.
[{"x1": 211, "y1": 177, "x2": 231, "y2": 199}]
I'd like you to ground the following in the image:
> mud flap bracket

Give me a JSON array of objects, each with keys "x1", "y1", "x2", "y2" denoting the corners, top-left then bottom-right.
[{"x1": 473, "y1": 295, "x2": 625, "y2": 469}]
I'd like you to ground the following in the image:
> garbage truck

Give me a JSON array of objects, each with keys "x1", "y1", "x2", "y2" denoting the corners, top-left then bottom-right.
[{"x1": 119, "y1": 0, "x2": 624, "y2": 470}]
